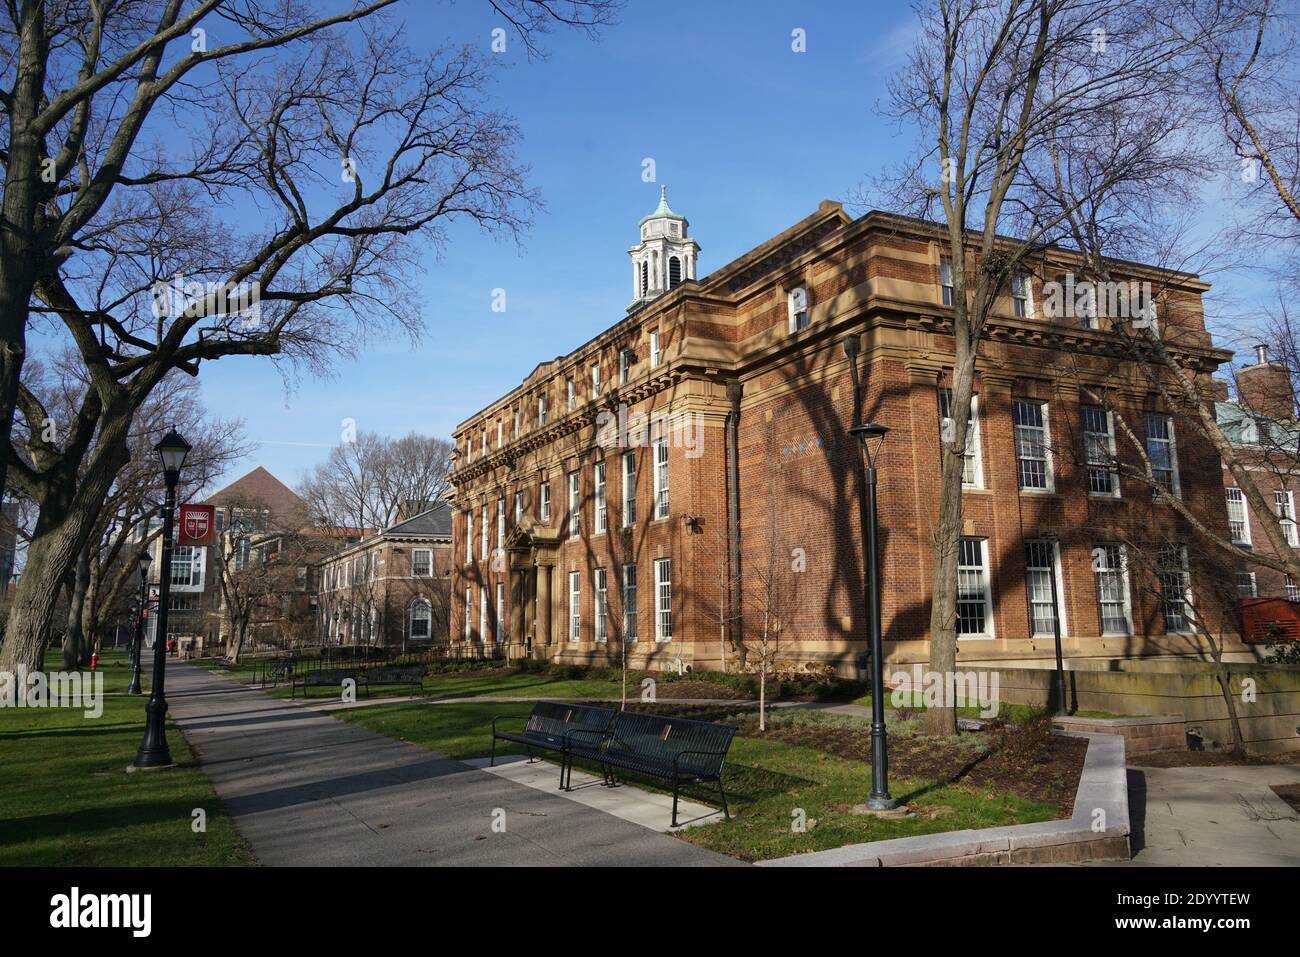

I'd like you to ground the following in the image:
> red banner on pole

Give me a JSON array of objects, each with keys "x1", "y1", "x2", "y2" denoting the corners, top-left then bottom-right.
[{"x1": 179, "y1": 504, "x2": 215, "y2": 546}]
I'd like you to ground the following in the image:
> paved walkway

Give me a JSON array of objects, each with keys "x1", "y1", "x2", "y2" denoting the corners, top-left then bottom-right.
[
  {"x1": 165, "y1": 662, "x2": 737, "y2": 866},
  {"x1": 1116, "y1": 764, "x2": 1300, "y2": 866}
]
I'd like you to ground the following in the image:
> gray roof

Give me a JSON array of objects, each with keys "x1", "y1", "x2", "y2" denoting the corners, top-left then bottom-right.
[
  {"x1": 1215, "y1": 400, "x2": 1300, "y2": 449},
  {"x1": 384, "y1": 501, "x2": 452, "y2": 538}
]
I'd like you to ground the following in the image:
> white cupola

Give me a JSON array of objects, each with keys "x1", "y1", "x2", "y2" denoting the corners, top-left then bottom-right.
[{"x1": 628, "y1": 186, "x2": 700, "y2": 311}]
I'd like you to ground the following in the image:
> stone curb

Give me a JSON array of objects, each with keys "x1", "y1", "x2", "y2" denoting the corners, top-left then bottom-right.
[{"x1": 756, "y1": 730, "x2": 1130, "y2": 867}]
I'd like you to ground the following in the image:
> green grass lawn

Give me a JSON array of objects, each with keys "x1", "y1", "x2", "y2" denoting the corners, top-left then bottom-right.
[
  {"x1": 335, "y1": 699, "x2": 1058, "y2": 862},
  {"x1": 0, "y1": 650, "x2": 254, "y2": 866},
  {"x1": 201, "y1": 659, "x2": 627, "y2": 702}
]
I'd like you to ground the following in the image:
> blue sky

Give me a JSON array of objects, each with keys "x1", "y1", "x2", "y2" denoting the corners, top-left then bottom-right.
[
  {"x1": 196, "y1": 0, "x2": 923, "y2": 490},
  {"x1": 190, "y1": 0, "x2": 1265, "y2": 493}
]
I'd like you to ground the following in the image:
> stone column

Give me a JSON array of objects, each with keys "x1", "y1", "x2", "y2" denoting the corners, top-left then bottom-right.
[
  {"x1": 535, "y1": 561, "x2": 552, "y2": 650},
  {"x1": 509, "y1": 563, "x2": 525, "y2": 654}
]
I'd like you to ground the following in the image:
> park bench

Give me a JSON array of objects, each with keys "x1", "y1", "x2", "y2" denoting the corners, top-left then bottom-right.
[
  {"x1": 290, "y1": 667, "x2": 364, "y2": 699},
  {"x1": 364, "y1": 665, "x2": 425, "y2": 696},
  {"x1": 567, "y1": 711, "x2": 737, "y2": 827},
  {"x1": 490, "y1": 701, "x2": 616, "y2": 783}
]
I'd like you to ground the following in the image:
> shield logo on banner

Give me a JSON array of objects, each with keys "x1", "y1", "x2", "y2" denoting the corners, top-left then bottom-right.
[{"x1": 179, "y1": 504, "x2": 215, "y2": 546}]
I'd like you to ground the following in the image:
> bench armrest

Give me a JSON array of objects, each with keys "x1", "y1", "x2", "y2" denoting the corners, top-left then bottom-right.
[
  {"x1": 492, "y1": 714, "x2": 528, "y2": 735},
  {"x1": 671, "y1": 749, "x2": 729, "y2": 775}
]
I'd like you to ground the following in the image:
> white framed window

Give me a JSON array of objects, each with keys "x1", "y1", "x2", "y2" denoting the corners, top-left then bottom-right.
[
  {"x1": 1226, "y1": 488, "x2": 1251, "y2": 545},
  {"x1": 1287, "y1": 576, "x2": 1300, "y2": 602},
  {"x1": 622, "y1": 451, "x2": 637, "y2": 528},
  {"x1": 591, "y1": 363, "x2": 601, "y2": 399},
  {"x1": 654, "y1": 557, "x2": 672, "y2": 641},
  {"x1": 619, "y1": 349, "x2": 632, "y2": 385},
  {"x1": 1013, "y1": 398, "x2": 1053, "y2": 491},
  {"x1": 480, "y1": 587, "x2": 489, "y2": 642},
  {"x1": 480, "y1": 503, "x2": 488, "y2": 557},
  {"x1": 412, "y1": 548, "x2": 432, "y2": 577},
  {"x1": 653, "y1": 435, "x2": 669, "y2": 518},
  {"x1": 940, "y1": 256, "x2": 953, "y2": 306},
  {"x1": 464, "y1": 587, "x2": 472, "y2": 640},
  {"x1": 465, "y1": 511, "x2": 473, "y2": 562},
  {"x1": 567, "y1": 378, "x2": 576, "y2": 411},
  {"x1": 1024, "y1": 540, "x2": 1066, "y2": 638},
  {"x1": 496, "y1": 420, "x2": 503, "y2": 447},
  {"x1": 1236, "y1": 571, "x2": 1257, "y2": 598},
  {"x1": 540, "y1": 479, "x2": 551, "y2": 522},
  {"x1": 496, "y1": 582, "x2": 505, "y2": 642},
  {"x1": 514, "y1": 492, "x2": 523, "y2": 524},
  {"x1": 1083, "y1": 405, "x2": 1120, "y2": 497},
  {"x1": 622, "y1": 564, "x2": 638, "y2": 641},
  {"x1": 410, "y1": 599, "x2": 431, "y2": 640},
  {"x1": 594, "y1": 462, "x2": 607, "y2": 533},
  {"x1": 1093, "y1": 544, "x2": 1133, "y2": 636},
  {"x1": 649, "y1": 330, "x2": 661, "y2": 368},
  {"x1": 514, "y1": 409, "x2": 521, "y2": 437},
  {"x1": 1011, "y1": 272, "x2": 1032, "y2": 318},
  {"x1": 538, "y1": 394, "x2": 547, "y2": 426},
  {"x1": 481, "y1": 431, "x2": 487, "y2": 458},
  {"x1": 787, "y1": 286, "x2": 809, "y2": 333},
  {"x1": 594, "y1": 568, "x2": 608, "y2": 642},
  {"x1": 1160, "y1": 544, "x2": 1193, "y2": 634},
  {"x1": 569, "y1": 571, "x2": 581, "y2": 642},
  {"x1": 1276, "y1": 490, "x2": 1298, "y2": 546},
  {"x1": 497, "y1": 496, "x2": 505, "y2": 549},
  {"x1": 1145, "y1": 413, "x2": 1180, "y2": 497},
  {"x1": 956, "y1": 538, "x2": 993, "y2": 638},
  {"x1": 568, "y1": 471, "x2": 580, "y2": 539},
  {"x1": 939, "y1": 389, "x2": 983, "y2": 488}
]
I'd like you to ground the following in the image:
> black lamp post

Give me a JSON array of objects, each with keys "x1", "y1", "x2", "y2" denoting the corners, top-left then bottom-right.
[
  {"x1": 126, "y1": 550, "x2": 152, "y2": 695},
  {"x1": 849, "y1": 422, "x2": 896, "y2": 811},
  {"x1": 133, "y1": 429, "x2": 190, "y2": 769}
]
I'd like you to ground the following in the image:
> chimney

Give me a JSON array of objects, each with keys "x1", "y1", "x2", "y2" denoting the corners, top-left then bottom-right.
[{"x1": 1236, "y1": 344, "x2": 1296, "y2": 420}]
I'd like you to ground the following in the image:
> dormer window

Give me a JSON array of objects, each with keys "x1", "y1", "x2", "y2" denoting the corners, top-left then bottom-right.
[{"x1": 787, "y1": 286, "x2": 809, "y2": 333}]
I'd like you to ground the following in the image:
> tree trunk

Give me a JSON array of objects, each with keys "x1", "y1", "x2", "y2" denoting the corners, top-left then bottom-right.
[
  {"x1": 0, "y1": 410, "x2": 132, "y2": 675},
  {"x1": 61, "y1": 549, "x2": 91, "y2": 670},
  {"x1": 924, "y1": 427, "x2": 968, "y2": 736},
  {"x1": 227, "y1": 621, "x2": 246, "y2": 664}
]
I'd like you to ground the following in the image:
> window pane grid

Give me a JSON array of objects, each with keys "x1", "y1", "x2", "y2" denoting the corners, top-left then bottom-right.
[
  {"x1": 1013, "y1": 399, "x2": 1050, "y2": 490},
  {"x1": 956, "y1": 538, "x2": 988, "y2": 637}
]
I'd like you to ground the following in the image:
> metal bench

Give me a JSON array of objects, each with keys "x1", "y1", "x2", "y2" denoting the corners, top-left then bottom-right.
[
  {"x1": 567, "y1": 710, "x2": 737, "y2": 827},
  {"x1": 290, "y1": 667, "x2": 365, "y2": 698},
  {"x1": 490, "y1": 701, "x2": 616, "y2": 785},
  {"x1": 365, "y1": 665, "x2": 425, "y2": 696}
]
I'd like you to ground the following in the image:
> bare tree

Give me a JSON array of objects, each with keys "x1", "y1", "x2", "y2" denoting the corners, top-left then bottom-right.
[
  {"x1": 299, "y1": 430, "x2": 453, "y2": 532},
  {"x1": 0, "y1": 0, "x2": 617, "y2": 674},
  {"x1": 874, "y1": 0, "x2": 1227, "y2": 733}
]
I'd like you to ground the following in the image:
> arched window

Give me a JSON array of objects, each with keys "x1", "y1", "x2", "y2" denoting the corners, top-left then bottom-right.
[
  {"x1": 668, "y1": 256, "x2": 681, "y2": 288},
  {"x1": 409, "y1": 599, "x2": 431, "y2": 641}
]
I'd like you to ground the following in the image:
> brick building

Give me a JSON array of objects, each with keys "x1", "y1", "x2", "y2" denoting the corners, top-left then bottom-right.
[
  {"x1": 449, "y1": 193, "x2": 1246, "y2": 674},
  {"x1": 1218, "y1": 345, "x2": 1300, "y2": 604},
  {"x1": 315, "y1": 502, "x2": 453, "y2": 648}
]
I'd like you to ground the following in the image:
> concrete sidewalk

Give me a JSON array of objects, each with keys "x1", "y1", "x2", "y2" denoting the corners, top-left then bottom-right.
[
  {"x1": 165, "y1": 662, "x2": 737, "y2": 866},
  {"x1": 1113, "y1": 763, "x2": 1300, "y2": 866}
]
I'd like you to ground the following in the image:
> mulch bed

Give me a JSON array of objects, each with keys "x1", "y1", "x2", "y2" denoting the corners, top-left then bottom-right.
[
  {"x1": 1270, "y1": 783, "x2": 1300, "y2": 814},
  {"x1": 739, "y1": 712, "x2": 1086, "y2": 818},
  {"x1": 654, "y1": 680, "x2": 751, "y2": 700},
  {"x1": 1132, "y1": 749, "x2": 1300, "y2": 768}
]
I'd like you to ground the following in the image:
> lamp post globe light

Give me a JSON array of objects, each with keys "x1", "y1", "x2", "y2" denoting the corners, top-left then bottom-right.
[
  {"x1": 126, "y1": 549, "x2": 152, "y2": 695},
  {"x1": 848, "y1": 422, "x2": 896, "y2": 811},
  {"x1": 133, "y1": 429, "x2": 191, "y2": 769}
]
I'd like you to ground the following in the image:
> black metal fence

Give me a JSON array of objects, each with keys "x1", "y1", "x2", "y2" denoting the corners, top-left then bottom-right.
[{"x1": 246, "y1": 643, "x2": 509, "y2": 686}]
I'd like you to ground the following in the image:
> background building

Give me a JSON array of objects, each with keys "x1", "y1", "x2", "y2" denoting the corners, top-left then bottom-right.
[
  {"x1": 315, "y1": 502, "x2": 453, "y2": 648},
  {"x1": 450, "y1": 195, "x2": 1243, "y2": 675}
]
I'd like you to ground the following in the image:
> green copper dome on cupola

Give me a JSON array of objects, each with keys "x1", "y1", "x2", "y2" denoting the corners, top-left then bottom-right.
[{"x1": 639, "y1": 185, "x2": 686, "y2": 225}]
